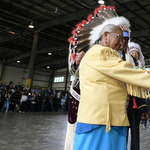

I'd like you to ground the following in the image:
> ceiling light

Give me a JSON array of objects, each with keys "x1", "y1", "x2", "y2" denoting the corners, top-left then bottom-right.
[
  {"x1": 29, "y1": 21, "x2": 34, "y2": 28},
  {"x1": 47, "y1": 66, "x2": 50, "y2": 68},
  {"x1": 48, "y1": 52, "x2": 52, "y2": 55},
  {"x1": 9, "y1": 31, "x2": 15, "y2": 34},
  {"x1": 17, "y1": 60, "x2": 20, "y2": 63},
  {"x1": 54, "y1": 7, "x2": 61, "y2": 15},
  {"x1": 98, "y1": 0, "x2": 105, "y2": 4}
]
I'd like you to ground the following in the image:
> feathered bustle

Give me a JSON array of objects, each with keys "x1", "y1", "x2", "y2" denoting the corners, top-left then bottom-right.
[
  {"x1": 82, "y1": 20, "x2": 87, "y2": 25},
  {"x1": 94, "y1": 7, "x2": 100, "y2": 15},
  {"x1": 87, "y1": 14, "x2": 93, "y2": 22},
  {"x1": 68, "y1": 37, "x2": 75, "y2": 45},
  {"x1": 76, "y1": 23, "x2": 82, "y2": 30},
  {"x1": 71, "y1": 29, "x2": 77, "y2": 36},
  {"x1": 70, "y1": 53, "x2": 76, "y2": 62},
  {"x1": 68, "y1": 5, "x2": 131, "y2": 75},
  {"x1": 100, "y1": 5, "x2": 106, "y2": 10}
]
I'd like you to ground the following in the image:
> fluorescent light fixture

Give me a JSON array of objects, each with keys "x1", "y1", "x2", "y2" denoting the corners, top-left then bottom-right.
[
  {"x1": 98, "y1": 0, "x2": 105, "y2": 4},
  {"x1": 29, "y1": 24, "x2": 34, "y2": 28},
  {"x1": 9, "y1": 31, "x2": 15, "y2": 34},
  {"x1": 29, "y1": 21, "x2": 34, "y2": 28},
  {"x1": 48, "y1": 52, "x2": 52, "y2": 55},
  {"x1": 17, "y1": 60, "x2": 20, "y2": 63},
  {"x1": 47, "y1": 66, "x2": 50, "y2": 68}
]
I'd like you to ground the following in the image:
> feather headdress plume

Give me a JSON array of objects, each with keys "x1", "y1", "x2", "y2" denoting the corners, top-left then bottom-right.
[{"x1": 68, "y1": 5, "x2": 130, "y2": 75}]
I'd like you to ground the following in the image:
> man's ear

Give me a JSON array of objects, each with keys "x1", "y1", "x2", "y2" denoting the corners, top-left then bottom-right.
[{"x1": 103, "y1": 32, "x2": 108, "y2": 40}]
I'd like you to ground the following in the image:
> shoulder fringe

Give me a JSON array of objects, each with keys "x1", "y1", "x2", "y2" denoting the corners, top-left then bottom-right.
[
  {"x1": 99, "y1": 47, "x2": 148, "y2": 99},
  {"x1": 126, "y1": 84, "x2": 148, "y2": 99},
  {"x1": 99, "y1": 47, "x2": 121, "y2": 60}
]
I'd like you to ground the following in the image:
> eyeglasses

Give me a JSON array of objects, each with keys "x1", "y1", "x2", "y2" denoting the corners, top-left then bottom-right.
[{"x1": 109, "y1": 32, "x2": 124, "y2": 44}]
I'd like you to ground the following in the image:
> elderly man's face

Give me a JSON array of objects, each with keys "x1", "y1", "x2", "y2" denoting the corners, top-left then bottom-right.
[
  {"x1": 119, "y1": 37, "x2": 128, "y2": 50},
  {"x1": 130, "y1": 50, "x2": 139, "y2": 61},
  {"x1": 105, "y1": 28, "x2": 124, "y2": 51}
]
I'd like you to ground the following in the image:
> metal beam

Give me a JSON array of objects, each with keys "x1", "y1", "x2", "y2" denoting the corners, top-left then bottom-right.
[
  {"x1": 0, "y1": 30, "x2": 32, "y2": 44},
  {"x1": 145, "y1": 59, "x2": 150, "y2": 62},
  {"x1": 131, "y1": 28, "x2": 150, "y2": 38},
  {"x1": 5, "y1": 27, "x2": 150, "y2": 64},
  {"x1": 105, "y1": 0, "x2": 133, "y2": 5},
  {"x1": 27, "y1": 32, "x2": 39, "y2": 88},
  {"x1": 0, "y1": 0, "x2": 136, "y2": 44},
  {"x1": 35, "y1": 8, "x2": 90, "y2": 32},
  {"x1": 0, "y1": 8, "x2": 90, "y2": 44},
  {"x1": 141, "y1": 48, "x2": 150, "y2": 54},
  {"x1": 114, "y1": 0, "x2": 150, "y2": 25},
  {"x1": 35, "y1": 58, "x2": 68, "y2": 69},
  {"x1": 5, "y1": 44, "x2": 68, "y2": 64}
]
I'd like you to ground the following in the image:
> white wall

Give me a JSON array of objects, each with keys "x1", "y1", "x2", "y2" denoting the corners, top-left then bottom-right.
[
  {"x1": 2, "y1": 65, "x2": 26, "y2": 85},
  {"x1": 1, "y1": 65, "x2": 71, "y2": 91},
  {"x1": 1, "y1": 65, "x2": 50, "y2": 87},
  {"x1": 32, "y1": 70, "x2": 50, "y2": 87}
]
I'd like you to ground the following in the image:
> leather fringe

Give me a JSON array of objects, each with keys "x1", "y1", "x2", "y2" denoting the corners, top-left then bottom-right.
[
  {"x1": 99, "y1": 47, "x2": 121, "y2": 60},
  {"x1": 126, "y1": 84, "x2": 148, "y2": 99}
]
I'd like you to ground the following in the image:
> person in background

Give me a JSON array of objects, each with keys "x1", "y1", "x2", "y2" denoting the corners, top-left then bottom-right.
[
  {"x1": 0, "y1": 80, "x2": 3, "y2": 87},
  {"x1": 127, "y1": 42, "x2": 148, "y2": 150},
  {"x1": 3, "y1": 92, "x2": 11, "y2": 113},
  {"x1": 19, "y1": 92, "x2": 28, "y2": 113},
  {"x1": 41, "y1": 89, "x2": 47, "y2": 112},
  {"x1": 65, "y1": 93, "x2": 68, "y2": 111},
  {"x1": 14, "y1": 104, "x2": 19, "y2": 112},
  {"x1": 2, "y1": 82, "x2": 7, "y2": 91},
  {"x1": 57, "y1": 91, "x2": 61, "y2": 111},
  {"x1": 15, "y1": 82, "x2": 21, "y2": 91},
  {"x1": 52, "y1": 89, "x2": 57, "y2": 111},
  {"x1": 30, "y1": 93, "x2": 36, "y2": 112},
  {"x1": 61, "y1": 96, "x2": 66, "y2": 111},
  {"x1": 145, "y1": 90, "x2": 150, "y2": 127}
]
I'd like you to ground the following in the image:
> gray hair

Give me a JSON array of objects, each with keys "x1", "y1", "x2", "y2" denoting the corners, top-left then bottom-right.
[{"x1": 94, "y1": 24, "x2": 120, "y2": 44}]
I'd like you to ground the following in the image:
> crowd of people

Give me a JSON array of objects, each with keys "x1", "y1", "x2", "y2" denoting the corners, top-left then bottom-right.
[{"x1": 0, "y1": 81, "x2": 69, "y2": 113}]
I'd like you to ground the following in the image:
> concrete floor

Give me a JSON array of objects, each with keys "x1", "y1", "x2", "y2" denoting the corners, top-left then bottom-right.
[
  {"x1": 140, "y1": 124, "x2": 150, "y2": 150},
  {"x1": 0, "y1": 112, "x2": 149, "y2": 150},
  {"x1": 0, "y1": 112, "x2": 68, "y2": 150}
]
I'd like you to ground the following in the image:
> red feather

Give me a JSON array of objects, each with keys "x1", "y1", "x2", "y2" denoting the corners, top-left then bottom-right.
[
  {"x1": 70, "y1": 54, "x2": 77, "y2": 62},
  {"x1": 87, "y1": 14, "x2": 93, "y2": 22},
  {"x1": 111, "y1": 6, "x2": 117, "y2": 12},
  {"x1": 82, "y1": 20, "x2": 87, "y2": 25},
  {"x1": 110, "y1": 6, "x2": 115, "y2": 10},
  {"x1": 68, "y1": 37, "x2": 76, "y2": 45},
  {"x1": 100, "y1": 5, "x2": 106, "y2": 10},
  {"x1": 76, "y1": 23, "x2": 82, "y2": 30},
  {"x1": 107, "y1": 6, "x2": 111, "y2": 10},
  {"x1": 94, "y1": 7, "x2": 100, "y2": 14},
  {"x1": 71, "y1": 29, "x2": 77, "y2": 36}
]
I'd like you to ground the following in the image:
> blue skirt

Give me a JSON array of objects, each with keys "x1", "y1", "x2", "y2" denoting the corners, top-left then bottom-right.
[{"x1": 73, "y1": 125, "x2": 127, "y2": 150}]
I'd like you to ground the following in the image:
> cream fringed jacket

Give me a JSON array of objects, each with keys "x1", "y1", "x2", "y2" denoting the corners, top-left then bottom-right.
[{"x1": 77, "y1": 44, "x2": 150, "y2": 132}]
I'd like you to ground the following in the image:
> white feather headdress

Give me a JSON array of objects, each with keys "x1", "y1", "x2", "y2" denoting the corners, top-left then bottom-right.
[
  {"x1": 89, "y1": 16, "x2": 130, "y2": 47},
  {"x1": 68, "y1": 5, "x2": 131, "y2": 75},
  {"x1": 128, "y1": 42, "x2": 145, "y2": 68}
]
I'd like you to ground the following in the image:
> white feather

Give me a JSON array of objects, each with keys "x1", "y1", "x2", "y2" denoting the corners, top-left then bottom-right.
[
  {"x1": 128, "y1": 42, "x2": 145, "y2": 68},
  {"x1": 89, "y1": 16, "x2": 131, "y2": 47}
]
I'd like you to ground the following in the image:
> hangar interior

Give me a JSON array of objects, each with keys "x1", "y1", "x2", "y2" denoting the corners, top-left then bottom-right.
[{"x1": 0, "y1": 0, "x2": 150, "y2": 89}]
